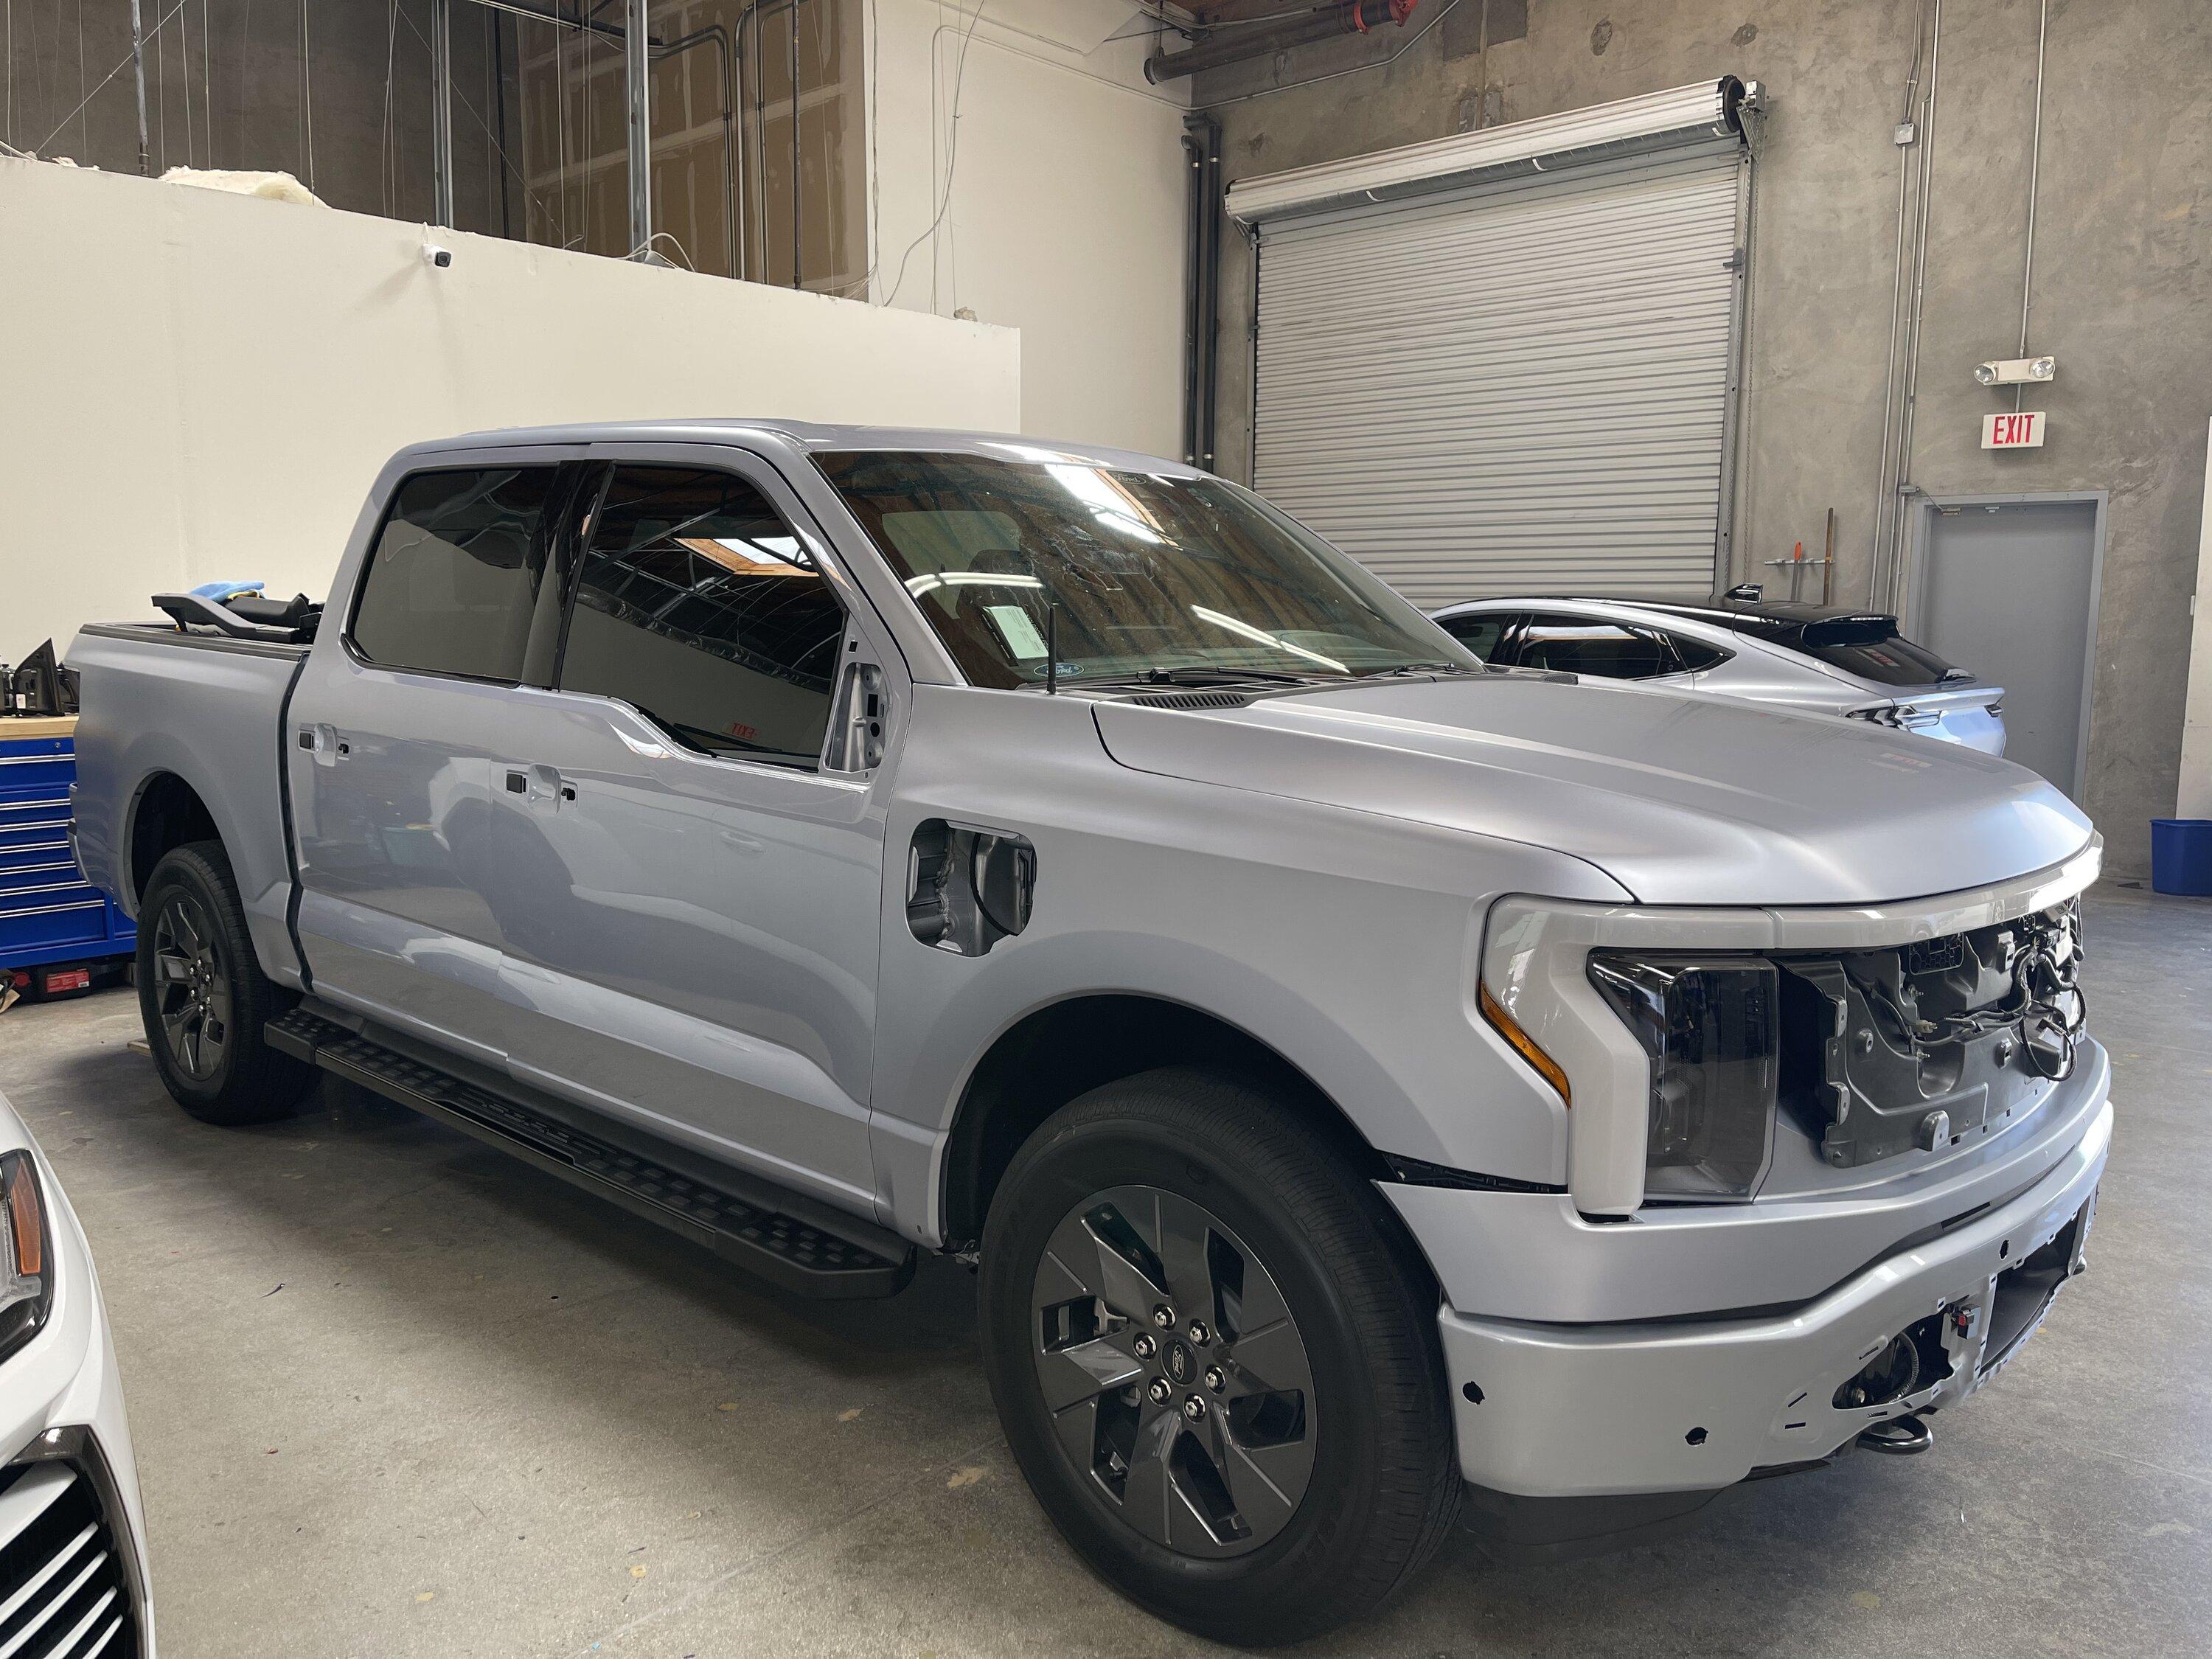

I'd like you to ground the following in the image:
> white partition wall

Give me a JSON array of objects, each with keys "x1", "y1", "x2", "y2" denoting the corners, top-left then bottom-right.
[{"x1": 0, "y1": 160, "x2": 1021, "y2": 658}]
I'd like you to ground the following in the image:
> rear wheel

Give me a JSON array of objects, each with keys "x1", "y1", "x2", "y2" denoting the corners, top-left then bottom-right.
[
  {"x1": 978, "y1": 1068, "x2": 1460, "y2": 1646},
  {"x1": 136, "y1": 842, "x2": 313, "y2": 1125}
]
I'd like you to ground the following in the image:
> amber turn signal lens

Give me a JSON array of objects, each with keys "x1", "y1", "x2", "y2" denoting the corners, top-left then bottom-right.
[
  {"x1": 1480, "y1": 982, "x2": 1571, "y2": 1107},
  {"x1": 4, "y1": 1155, "x2": 44, "y2": 1279}
]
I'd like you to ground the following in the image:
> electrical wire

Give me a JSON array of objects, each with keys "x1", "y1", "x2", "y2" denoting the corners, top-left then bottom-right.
[
  {"x1": 30, "y1": 0, "x2": 187, "y2": 156},
  {"x1": 880, "y1": 0, "x2": 985, "y2": 310},
  {"x1": 380, "y1": 0, "x2": 399, "y2": 215},
  {"x1": 1197, "y1": 0, "x2": 1464, "y2": 111},
  {"x1": 390, "y1": 1, "x2": 563, "y2": 240},
  {"x1": 1103, "y1": 3, "x2": 1321, "y2": 46},
  {"x1": 1857, "y1": 907, "x2": 2085, "y2": 1082}
]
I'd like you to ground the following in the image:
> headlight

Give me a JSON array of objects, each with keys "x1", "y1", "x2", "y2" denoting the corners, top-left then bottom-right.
[
  {"x1": 0, "y1": 1152, "x2": 52, "y2": 1360},
  {"x1": 1587, "y1": 954, "x2": 1779, "y2": 1200}
]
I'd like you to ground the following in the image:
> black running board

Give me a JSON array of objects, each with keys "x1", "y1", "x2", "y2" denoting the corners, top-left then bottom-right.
[{"x1": 266, "y1": 1006, "x2": 915, "y2": 1299}]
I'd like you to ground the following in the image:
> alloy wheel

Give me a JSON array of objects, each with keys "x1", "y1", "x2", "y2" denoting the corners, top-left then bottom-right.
[
  {"x1": 1030, "y1": 1184, "x2": 1316, "y2": 1557},
  {"x1": 153, "y1": 893, "x2": 230, "y2": 1080}
]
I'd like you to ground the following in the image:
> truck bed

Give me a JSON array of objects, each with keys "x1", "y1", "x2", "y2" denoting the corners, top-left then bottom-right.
[{"x1": 66, "y1": 622, "x2": 310, "y2": 990}]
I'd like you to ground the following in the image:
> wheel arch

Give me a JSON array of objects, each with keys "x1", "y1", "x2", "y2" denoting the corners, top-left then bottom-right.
[
  {"x1": 127, "y1": 770, "x2": 220, "y2": 903},
  {"x1": 939, "y1": 992, "x2": 1391, "y2": 1245}
]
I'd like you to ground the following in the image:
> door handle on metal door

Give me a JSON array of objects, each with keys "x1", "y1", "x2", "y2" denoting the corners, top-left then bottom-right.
[
  {"x1": 300, "y1": 724, "x2": 344, "y2": 766},
  {"x1": 516, "y1": 765, "x2": 571, "y2": 808}
]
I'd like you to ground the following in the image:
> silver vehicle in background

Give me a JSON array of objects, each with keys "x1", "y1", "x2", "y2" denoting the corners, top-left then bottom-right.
[
  {"x1": 1429, "y1": 594, "x2": 2007, "y2": 753},
  {"x1": 69, "y1": 423, "x2": 2101, "y2": 1644}
]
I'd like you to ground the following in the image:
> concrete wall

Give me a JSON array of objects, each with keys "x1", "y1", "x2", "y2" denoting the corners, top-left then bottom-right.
[
  {"x1": 1197, "y1": 0, "x2": 2212, "y2": 875},
  {"x1": 870, "y1": 0, "x2": 1190, "y2": 456},
  {"x1": 0, "y1": 157, "x2": 1019, "y2": 658}
]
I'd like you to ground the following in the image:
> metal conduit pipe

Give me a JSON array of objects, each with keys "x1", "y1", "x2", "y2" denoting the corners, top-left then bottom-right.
[
  {"x1": 1180, "y1": 112, "x2": 1223, "y2": 470},
  {"x1": 1868, "y1": 0, "x2": 1930, "y2": 600},
  {"x1": 1146, "y1": 1, "x2": 1417, "y2": 86},
  {"x1": 655, "y1": 24, "x2": 742, "y2": 277},
  {"x1": 734, "y1": 0, "x2": 813, "y2": 288},
  {"x1": 1884, "y1": 0, "x2": 1945, "y2": 613},
  {"x1": 2014, "y1": 0, "x2": 2051, "y2": 411}
]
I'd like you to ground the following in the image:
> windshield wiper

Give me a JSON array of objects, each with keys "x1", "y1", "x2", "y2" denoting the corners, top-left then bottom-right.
[
  {"x1": 1078, "y1": 666, "x2": 1323, "y2": 688},
  {"x1": 1356, "y1": 660, "x2": 1487, "y2": 678}
]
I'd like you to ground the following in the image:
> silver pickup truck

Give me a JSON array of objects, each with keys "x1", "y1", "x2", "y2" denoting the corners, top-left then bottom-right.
[{"x1": 68, "y1": 422, "x2": 2110, "y2": 1644}]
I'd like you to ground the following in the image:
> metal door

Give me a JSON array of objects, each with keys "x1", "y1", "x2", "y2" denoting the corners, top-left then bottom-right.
[
  {"x1": 484, "y1": 452, "x2": 894, "y2": 1210},
  {"x1": 1915, "y1": 498, "x2": 2100, "y2": 797},
  {"x1": 1251, "y1": 145, "x2": 1746, "y2": 604},
  {"x1": 288, "y1": 456, "x2": 575, "y2": 1065}
]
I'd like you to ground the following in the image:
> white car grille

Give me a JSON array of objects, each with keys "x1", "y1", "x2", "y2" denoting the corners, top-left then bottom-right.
[{"x1": 0, "y1": 1458, "x2": 139, "y2": 1658}]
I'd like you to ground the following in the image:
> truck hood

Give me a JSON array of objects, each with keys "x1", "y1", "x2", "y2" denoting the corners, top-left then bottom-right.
[{"x1": 1091, "y1": 675, "x2": 2092, "y2": 906}]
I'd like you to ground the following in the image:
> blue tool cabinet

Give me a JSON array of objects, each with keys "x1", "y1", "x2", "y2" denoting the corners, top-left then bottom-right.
[{"x1": 0, "y1": 722, "x2": 136, "y2": 975}]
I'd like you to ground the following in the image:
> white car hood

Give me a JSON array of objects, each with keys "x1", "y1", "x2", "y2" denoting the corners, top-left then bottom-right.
[{"x1": 1091, "y1": 674, "x2": 2090, "y2": 906}]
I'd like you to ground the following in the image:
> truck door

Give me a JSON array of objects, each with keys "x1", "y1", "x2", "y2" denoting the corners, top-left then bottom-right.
[
  {"x1": 287, "y1": 455, "x2": 580, "y2": 1065},
  {"x1": 484, "y1": 455, "x2": 890, "y2": 1209}
]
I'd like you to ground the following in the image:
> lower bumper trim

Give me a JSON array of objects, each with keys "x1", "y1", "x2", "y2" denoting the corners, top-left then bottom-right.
[{"x1": 1438, "y1": 1101, "x2": 2108, "y2": 1498}]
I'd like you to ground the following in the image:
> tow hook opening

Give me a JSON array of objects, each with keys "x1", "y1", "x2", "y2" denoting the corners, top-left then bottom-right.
[
  {"x1": 1833, "y1": 1312, "x2": 1955, "y2": 1411},
  {"x1": 1856, "y1": 1414, "x2": 1934, "y2": 1455}
]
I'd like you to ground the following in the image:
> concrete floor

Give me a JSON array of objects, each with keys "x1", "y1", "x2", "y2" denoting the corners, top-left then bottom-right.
[{"x1": 0, "y1": 884, "x2": 2205, "y2": 1658}]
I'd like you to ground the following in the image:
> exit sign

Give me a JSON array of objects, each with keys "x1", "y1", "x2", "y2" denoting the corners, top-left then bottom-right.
[{"x1": 1983, "y1": 411, "x2": 2046, "y2": 448}]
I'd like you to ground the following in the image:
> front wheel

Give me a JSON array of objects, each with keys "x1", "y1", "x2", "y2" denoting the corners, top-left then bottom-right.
[
  {"x1": 136, "y1": 841, "x2": 314, "y2": 1125},
  {"x1": 978, "y1": 1068, "x2": 1461, "y2": 1646}
]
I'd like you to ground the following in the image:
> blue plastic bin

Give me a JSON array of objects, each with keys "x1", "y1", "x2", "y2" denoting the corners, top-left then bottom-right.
[{"x1": 2150, "y1": 818, "x2": 2212, "y2": 897}]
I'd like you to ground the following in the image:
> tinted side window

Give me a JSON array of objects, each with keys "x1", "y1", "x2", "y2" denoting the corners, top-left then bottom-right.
[
  {"x1": 352, "y1": 467, "x2": 559, "y2": 681},
  {"x1": 1438, "y1": 612, "x2": 1514, "y2": 661},
  {"x1": 1517, "y1": 613, "x2": 1671, "y2": 679},
  {"x1": 1668, "y1": 633, "x2": 1729, "y2": 672},
  {"x1": 559, "y1": 467, "x2": 846, "y2": 768}
]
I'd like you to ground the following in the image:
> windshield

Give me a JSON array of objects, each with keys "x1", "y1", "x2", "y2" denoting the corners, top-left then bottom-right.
[{"x1": 815, "y1": 450, "x2": 1478, "y2": 689}]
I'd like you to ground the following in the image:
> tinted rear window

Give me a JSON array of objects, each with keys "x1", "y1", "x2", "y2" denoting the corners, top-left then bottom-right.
[
  {"x1": 352, "y1": 467, "x2": 559, "y2": 681},
  {"x1": 1798, "y1": 621, "x2": 1958, "y2": 687}
]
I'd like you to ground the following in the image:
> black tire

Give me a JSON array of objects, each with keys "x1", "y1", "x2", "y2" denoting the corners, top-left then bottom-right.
[
  {"x1": 136, "y1": 841, "x2": 314, "y2": 1126},
  {"x1": 978, "y1": 1067, "x2": 1461, "y2": 1646}
]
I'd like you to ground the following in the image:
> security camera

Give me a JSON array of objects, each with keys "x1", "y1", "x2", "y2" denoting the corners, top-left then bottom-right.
[
  {"x1": 1973, "y1": 355, "x2": 2054, "y2": 386},
  {"x1": 422, "y1": 242, "x2": 453, "y2": 269}
]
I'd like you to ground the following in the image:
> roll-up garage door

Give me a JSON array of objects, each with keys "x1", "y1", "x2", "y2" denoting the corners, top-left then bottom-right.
[{"x1": 1248, "y1": 136, "x2": 1747, "y2": 605}]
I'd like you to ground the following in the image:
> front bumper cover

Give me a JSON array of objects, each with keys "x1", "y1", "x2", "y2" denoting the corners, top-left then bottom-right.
[{"x1": 1436, "y1": 1096, "x2": 2110, "y2": 1500}]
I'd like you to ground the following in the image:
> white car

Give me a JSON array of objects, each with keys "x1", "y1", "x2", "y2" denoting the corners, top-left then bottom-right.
[
  {"x1": 0, "y1": 1088, "x2": 151, "y2": 1658},
  {"x1": 1430, "y1": 593, "x2": 2007, "y2": 754}
]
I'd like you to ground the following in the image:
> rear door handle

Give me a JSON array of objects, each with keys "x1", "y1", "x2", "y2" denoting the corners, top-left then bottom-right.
[{"x1": 300, "y1": 724, "x2": 344, "y2": 765}]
